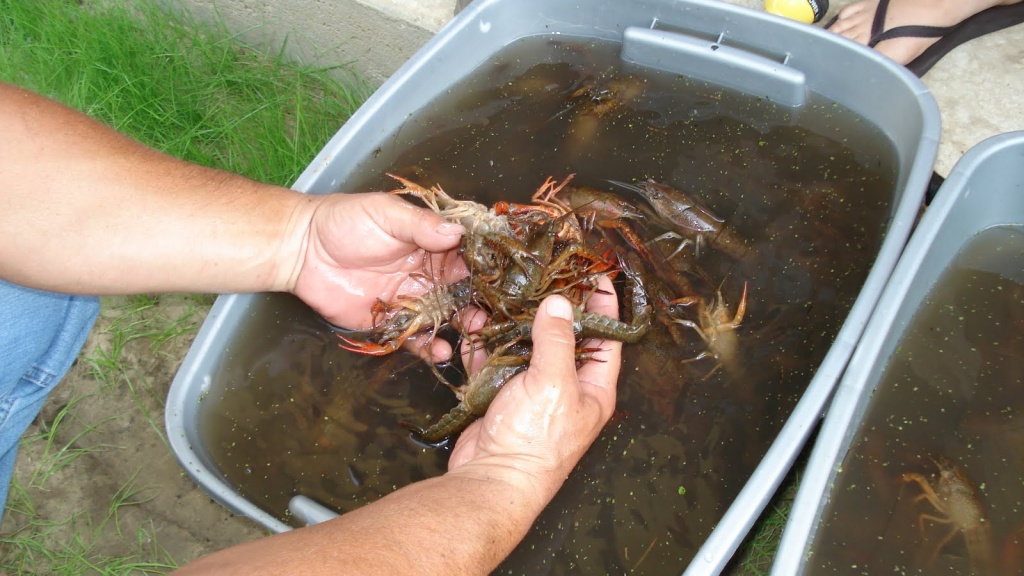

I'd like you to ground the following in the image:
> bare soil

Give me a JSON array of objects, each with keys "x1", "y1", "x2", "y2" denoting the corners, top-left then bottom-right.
[{"x1": 1, "y1": 295, "x2": 264, "y2": 570}]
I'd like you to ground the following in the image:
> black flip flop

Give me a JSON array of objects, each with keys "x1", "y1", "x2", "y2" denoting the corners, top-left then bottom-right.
[
  {"x1": 906, "y1": 2, "x2": 1024, "y2": 76},
  {"x1": 824, "y1": 0, "x2": 1024, "y2": 77}
]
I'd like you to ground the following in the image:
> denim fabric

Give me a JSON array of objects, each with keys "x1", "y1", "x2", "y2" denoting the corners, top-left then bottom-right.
[{"x1": 0, "y1": 279, "x2": 99, "y2": 514}]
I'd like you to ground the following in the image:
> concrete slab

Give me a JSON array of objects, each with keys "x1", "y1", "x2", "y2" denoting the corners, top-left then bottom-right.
[
  {"x1": 162, "y1": 0, "x2": 456, "y2": 85},
  {"x1": 740, "y1": 0, "x2": 1024, "y2": 177}
]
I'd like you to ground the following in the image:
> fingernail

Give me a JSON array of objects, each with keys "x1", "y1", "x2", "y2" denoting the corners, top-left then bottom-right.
[
  {"x1": 435, "y1": 222, "x2": 465, "y2": 236},
  {"x1": 545, "y1": 296, "x2": 572, "y2": 321}
]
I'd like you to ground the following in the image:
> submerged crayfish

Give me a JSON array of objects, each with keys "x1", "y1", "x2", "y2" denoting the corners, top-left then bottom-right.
[{"x1": 901, "y1": 455, "x2": 996, "y2": 574}]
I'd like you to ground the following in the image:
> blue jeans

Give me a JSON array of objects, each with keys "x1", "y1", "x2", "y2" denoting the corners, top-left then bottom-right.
[{"x1": 0, "y1": 279, "x2": 99, "y2": 514}]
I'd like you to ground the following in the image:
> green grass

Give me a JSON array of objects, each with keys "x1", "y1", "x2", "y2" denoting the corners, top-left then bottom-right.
[
  {"x1": 0, "y1": 0, "x2": 370, "y2": 573},
  {"x1": 727, "y1": 469, "x2": 802, "y2": 575},
  {"x1": 0, "y1": 0, "x2": 370, "y2": 186},
  {"x1": 1, "y1": 476, "x2": 176, "y2": 575},
  {"x1": 84, "y1": 294, "x2": 209, "y2": 447},
  {"x1": 22, "y1": 396, "x2": 115, "y2": 491}
]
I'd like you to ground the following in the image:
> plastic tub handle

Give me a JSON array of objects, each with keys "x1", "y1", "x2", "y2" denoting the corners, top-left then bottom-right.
[{"x1": 621, "y1": 26, "x2": 807, "y2": 107}]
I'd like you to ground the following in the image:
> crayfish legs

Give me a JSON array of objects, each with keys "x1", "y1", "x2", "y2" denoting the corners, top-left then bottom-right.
[
  {"x1": 404, "y1": 342, "x2": 531, "y2": 444},
  {"x1": 675, "y1": 282, "x2": 748, "y2": 379},
  {"x1": 387, "y1": 173, "x2": 511, "y2": 237},
  {"x1": 901, "y1": 456, "x2": 996, "y2": 575},
  {"x1": 473, "y1": 254, "x2": 652, "y2": 348},
  {"x1": 612, "y1": 179, "x2": 750, "y2": 261},
  {"x1": 338, "y1": 277, "x2": 473, "y2": 356},
  {"x1": 406, "y1": 342, "x2": 604, "y2": 444}
]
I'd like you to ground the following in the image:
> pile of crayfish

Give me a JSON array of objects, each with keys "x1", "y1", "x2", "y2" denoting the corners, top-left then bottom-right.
[{"x1": 339, "y1": 173, "x2": 750, "y2": 444}]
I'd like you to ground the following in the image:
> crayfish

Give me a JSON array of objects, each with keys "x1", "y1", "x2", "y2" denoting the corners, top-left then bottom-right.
[
  {"x1": 901, "y1": 455, "x2": 996, "y2": 575},
  {"x1": 339, "y1": 173, "x2": 751, "y2": 444}
]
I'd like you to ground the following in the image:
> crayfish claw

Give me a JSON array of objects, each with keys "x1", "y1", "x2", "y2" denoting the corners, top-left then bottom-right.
[
  {"x1": 337, "y1": 333, "x2": 398, "y2": 356},
  {"x1": 386, "y1": 172, "x2": 429, "y2": 193}
]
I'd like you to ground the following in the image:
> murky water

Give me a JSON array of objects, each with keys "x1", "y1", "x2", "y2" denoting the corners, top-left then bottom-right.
[
  {"x1": 200, "y1": 36, "x2": 899, "y2": 574},
  {"x1": 806, "y1": 226, "x2": 1024, "y2": 576}
]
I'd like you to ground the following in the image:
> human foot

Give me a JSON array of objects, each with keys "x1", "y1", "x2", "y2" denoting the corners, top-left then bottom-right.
[{"x1": 827, "y1": 0, "x2": 1021, "y2": 65}]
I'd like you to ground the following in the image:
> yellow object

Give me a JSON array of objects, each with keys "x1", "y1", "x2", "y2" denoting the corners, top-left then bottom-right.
[{"x1": 765, "y1": 0, "x2": 828, "y2": 24}]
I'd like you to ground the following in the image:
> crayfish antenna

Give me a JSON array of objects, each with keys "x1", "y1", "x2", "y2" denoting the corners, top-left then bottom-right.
[
  {"x1": 574, "y1": 345, "x2": 608, "y2": 365},
  {"x1": 426, "y1": 361, "x2": 460, "y2": 395}
]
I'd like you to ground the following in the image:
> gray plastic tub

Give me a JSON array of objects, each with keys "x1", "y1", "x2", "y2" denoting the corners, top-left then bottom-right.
[
  {"x1": 771, "y1": 131, "x2": 1024, "y2": 574},
  {"x1": 166, "y1": 0, "x2": 939, "y2": 573}
]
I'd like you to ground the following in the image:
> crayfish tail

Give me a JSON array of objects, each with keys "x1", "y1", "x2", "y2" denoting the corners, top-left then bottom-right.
[
  {"x1": 416, "y1": 405, "x2": 476, "y2": 445},
  {"x1": 399, "y1": 421, "x2": 451, "y2": 449}
]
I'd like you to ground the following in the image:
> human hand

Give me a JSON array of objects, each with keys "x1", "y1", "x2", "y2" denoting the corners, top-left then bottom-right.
[
  {"x1": 287, "y1": 192, "x2": 467, "y2": 358},
  {"x1": 446, "y1": 275, "x2": 622, "y2": 497}
]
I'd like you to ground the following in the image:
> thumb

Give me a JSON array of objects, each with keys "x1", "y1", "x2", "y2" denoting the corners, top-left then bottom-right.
[
  {"x1": 369, "y1": 195, "x2": 464, "y2": 252},
  {"x1": 525, "y1": 295, "x2": 579, "y2": 388}
]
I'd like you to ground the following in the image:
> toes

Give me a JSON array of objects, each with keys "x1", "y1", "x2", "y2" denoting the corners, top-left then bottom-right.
[
  {"x1": 825, "y1": 2, "x2": 877, "y2": 44},
  {"x1": 827, "y1": 1, "x2": 874, "y2": 27}
]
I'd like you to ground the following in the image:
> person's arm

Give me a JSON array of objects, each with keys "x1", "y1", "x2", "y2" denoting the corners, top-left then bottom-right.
[
  {"x1": 172, "y1": 284, "x2": 622, "y2": 576},
  {"x1": 0, "y1": 82, "x2": 464, "y2": 331},
  {"x1": 0, "y1": 82, "x2": 307, "y2": 294}
]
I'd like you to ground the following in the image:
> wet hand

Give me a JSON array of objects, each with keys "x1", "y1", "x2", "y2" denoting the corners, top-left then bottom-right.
[
  {"x1": 287, "y1": 192, "x2": 467, "y2": 356},
  {"x1": 447, "y1": 275, "x2": 622, "y2": 496}
]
